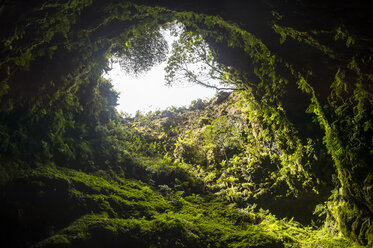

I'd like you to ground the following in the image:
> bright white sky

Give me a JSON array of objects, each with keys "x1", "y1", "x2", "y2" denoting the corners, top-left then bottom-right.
[
  {"x1": 103, "y1": 26, "x2": 218, "y2": 116},
  {"x1": 104, "y1": 62, "x2": 216, "y2": 116}
]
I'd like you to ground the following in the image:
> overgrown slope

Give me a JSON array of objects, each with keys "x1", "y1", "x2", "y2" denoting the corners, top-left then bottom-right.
[{"x1": 125, "y1": 92, "x2": 335, "y2": 225}]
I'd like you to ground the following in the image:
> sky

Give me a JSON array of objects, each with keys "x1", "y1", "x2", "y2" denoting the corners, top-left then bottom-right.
[
  {"x1": 104, "y1": 62, "x2": 217, "y2": 116},
  {"x1": 103, "y1": 24, "x2": 220, "y2": 116}
]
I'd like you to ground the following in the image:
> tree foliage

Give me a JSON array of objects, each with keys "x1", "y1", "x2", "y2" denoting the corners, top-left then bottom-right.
[
  {"x1": 165, "y1": 30, "x2": 246, "y2": 91},
  {"x1": 113, "y1": 25, "x2": 169, "y2": 76}
]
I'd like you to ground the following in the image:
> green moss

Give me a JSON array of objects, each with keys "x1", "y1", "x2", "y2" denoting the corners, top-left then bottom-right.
[
  {"x1": 34, "y1": 234, "x2": 71, "y2": 248},
  {"x1": 1, "y1": 163, "x2": 354, "y2": 248}
]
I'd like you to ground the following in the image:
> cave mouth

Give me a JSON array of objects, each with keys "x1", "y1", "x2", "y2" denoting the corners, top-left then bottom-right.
[
  {"x1": 97, "y1": 17, "x2": 332, "y2": 227},
  {"x1": 103, "y1": 23, "x2": 218, "y2": 116}
]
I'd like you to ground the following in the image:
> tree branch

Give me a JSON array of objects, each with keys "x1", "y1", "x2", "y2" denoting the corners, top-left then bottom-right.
[{"x1": 183, "y1": 68, "x2": 247, "y2": 91}]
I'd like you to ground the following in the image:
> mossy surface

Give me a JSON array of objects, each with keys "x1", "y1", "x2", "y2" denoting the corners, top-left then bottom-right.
[{"x1": 1, "y1": 162, "x2": 355, "y2": 248}]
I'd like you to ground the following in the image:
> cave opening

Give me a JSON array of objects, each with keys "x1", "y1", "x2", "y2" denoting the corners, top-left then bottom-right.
[{"x1": 103, "y1": 23, "x2": 218, "y2": 116}]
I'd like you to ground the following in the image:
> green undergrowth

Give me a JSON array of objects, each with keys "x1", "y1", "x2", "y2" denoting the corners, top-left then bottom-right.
[
  {"x1": 124, "y1": 92, "x2": 335, "y2": 226},
  {"x1": 1, "y1": 162, "x2": 355, "y2": 248}
]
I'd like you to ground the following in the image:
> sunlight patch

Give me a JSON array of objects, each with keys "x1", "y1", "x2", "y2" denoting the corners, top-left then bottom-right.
[
  {"x1": 104, "y1": 62, "x2": 217, "y2": 116},
  {"x1": 103, "y1": 22, "x2": 223, "y2": 116}
]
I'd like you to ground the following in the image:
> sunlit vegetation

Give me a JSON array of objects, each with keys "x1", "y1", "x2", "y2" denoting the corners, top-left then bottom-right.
[{"x1": 0, "y1": 1, "x2": 372, "y2": 247}]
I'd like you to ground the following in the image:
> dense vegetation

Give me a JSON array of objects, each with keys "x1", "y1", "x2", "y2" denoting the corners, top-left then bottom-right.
[{"x1": 0, "y1": 1, "x2": 372, "y2": 247}]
